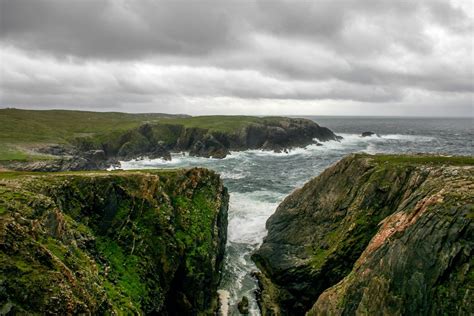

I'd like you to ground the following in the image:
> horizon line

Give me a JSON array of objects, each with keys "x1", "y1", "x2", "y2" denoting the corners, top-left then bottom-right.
[{"x1": 1, "y1": 107, "x2": 472, "y2": 119}]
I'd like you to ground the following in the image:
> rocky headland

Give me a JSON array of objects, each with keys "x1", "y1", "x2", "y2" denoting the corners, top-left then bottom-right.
[
  {"x1": 253, "y1": 154, "x2": 473, "y2": 315},
  {"x1": 0, "y1": 168, "x2": 228, "y2": 315},
  {"x1": 0, "y1": 109, "x2": 340, "y2": 172}
]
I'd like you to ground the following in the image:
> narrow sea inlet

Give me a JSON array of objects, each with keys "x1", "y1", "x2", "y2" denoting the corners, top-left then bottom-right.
[{"x1": 120, "y1": 117, "x2": 473, "y2": 315}]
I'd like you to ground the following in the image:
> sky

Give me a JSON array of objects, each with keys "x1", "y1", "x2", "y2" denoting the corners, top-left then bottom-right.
[{"x1": 0, "y1": 0, "x2": 473, "y2": 117}]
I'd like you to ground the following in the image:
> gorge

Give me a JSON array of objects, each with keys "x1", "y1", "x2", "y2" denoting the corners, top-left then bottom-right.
[{"x1": 1, "y1": 111, "x2": 473, "y2": 315}]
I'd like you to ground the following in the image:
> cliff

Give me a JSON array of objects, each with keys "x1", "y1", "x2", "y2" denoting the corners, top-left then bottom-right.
[
  {"x1": 67, "y1": 117, "x2": 338, "y2": 165},
  {"x1": 0, "y1": 110, "x2": 339, "y2": 171},
  {"x1": 0, "y1": 168, "x2": 229, "y2": 315},
  {"x1": 252, "y1": 154, "x2": 473, "y2": 315}
]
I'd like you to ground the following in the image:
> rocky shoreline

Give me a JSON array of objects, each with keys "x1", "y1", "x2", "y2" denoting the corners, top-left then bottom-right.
[{"x1": 1, "y1": 117, "x2": 340, "y2": 172}]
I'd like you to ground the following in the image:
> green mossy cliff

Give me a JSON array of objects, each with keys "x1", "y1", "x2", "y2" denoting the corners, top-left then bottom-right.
[
  {"x1": 0, "y1": 168, "x2": 229, "y2": 315},
  {"x1": 253, "y1": 154, "x2": 473, "y2": 315}
]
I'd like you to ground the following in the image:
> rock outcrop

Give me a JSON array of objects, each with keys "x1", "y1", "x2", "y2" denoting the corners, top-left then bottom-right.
[
  {"x1": 361, "y1": 131, "x2": 377, "y2": 137},
  {"x1": 252, "y1": 154, "x2": 473, "y2": 315},
  {"x1": 2, "y1": 117, "x2": 340, "y2": 172},
  {"x1": 72, "y1": 118, "x2": 339, "y2": 163},
  {"x1": 0, "y1": 168, "x2": 229, "y2": 315}
]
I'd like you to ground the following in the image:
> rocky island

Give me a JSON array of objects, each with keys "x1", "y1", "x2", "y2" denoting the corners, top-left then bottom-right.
[
  {"x1": 0, "y1": 109, "x2": 339, "y2": 171},
  {"x1": 253, "y1": 154, "x2": 473, "y2": 315},
  {"x1": 0, "y1": 168, "x2": 228, "y2": 314}
]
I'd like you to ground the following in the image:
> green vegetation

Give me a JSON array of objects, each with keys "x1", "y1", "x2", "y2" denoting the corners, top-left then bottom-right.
[
  {"x1": 0, "y1": 108, "x2": 291, "y2": 161},
  {"x1": 254, "y1": 153, "x2": 474, "y2": 315},
  {"x1": 359, "y1": 153, "x2": 474, "y2": 166},
  {"x1": 0, "y1": 167, "x2": 227, "y2": 314},
  {"x1": 0, "y1": 108, "x2": 182, "y2": 143},
  {"x1": 166, "y1": 115, "x2": 285, "y2": 133},
  {"x1": 0, "y1": 145, "x2": 54, "y2": 162}
]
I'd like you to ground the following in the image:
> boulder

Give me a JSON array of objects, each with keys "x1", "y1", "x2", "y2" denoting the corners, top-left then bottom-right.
[
  {"x1": 361, "y1": 131, "x2": 377, "y2": 137},
  {"x1": 237, "y1": 296, "x2": 250, "y2": 314}
]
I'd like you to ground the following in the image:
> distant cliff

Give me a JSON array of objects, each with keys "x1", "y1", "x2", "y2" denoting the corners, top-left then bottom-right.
[
  {"x1": 0, "y1": 168, "x2": 228, "y2": 315},
  {"x1": 0, "y1": 110, "x2": 340, "y2": 171},
  {"x1": 71, "y1": 117, "x2": 338, "y2": 165},
  {"x1": 253, "y1": 154, "x2": 473, "y2": 315}
]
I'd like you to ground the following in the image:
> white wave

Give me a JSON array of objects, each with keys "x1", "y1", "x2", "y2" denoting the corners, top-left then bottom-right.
[
  {"x1": 120, "y1": 157, "x2": 181, "y2": 169},
  {"x1": 381, "y1": 134, "x2": 435, "y2": 141},
  {"x1": 119, "y1": 132, "x2": 436, "y2": 170},
  {"x1": 363, "y1": 143, "x2": 378, "y2": 154},
  {"x1": 336, "y1": 133, "x2": 435, "y2": 142},
  {"x1": 220, "y1": 171, "x2": 248, "y2": 180},
  {"x1": 227, "y1": 191, "x2": 282, "y2": 245}
]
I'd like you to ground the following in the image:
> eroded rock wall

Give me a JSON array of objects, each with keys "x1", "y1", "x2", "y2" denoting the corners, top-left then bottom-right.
[
  {"x1": 253, "y1": 154, "x2": 473, "y2": 315},
  {"x1": 0, "y1": 168, "x2": 228, "y2": 315}
]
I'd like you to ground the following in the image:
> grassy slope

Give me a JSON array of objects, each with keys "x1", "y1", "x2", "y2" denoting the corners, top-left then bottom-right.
[
  {"x1": 0, "y1": 109, "x2": 285, "y2": 161},
  {"x1": 357, "y1": 153, "x2": 474, "y2": 166}
]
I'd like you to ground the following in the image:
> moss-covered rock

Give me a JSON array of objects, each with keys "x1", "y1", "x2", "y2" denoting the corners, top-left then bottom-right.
[
  {"x1": 0, "y1": 168, "x2": 228, "y2": 315},
  {"x1": 252, "y1": 153, "x2": 474, "y2": 315}
]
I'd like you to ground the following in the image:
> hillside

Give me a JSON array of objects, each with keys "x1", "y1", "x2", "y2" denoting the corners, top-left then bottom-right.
[
  {"x1": 252, "y1": 153, "x2": 474, "y2": 315},
  {"x1": 0, "y1": 109, "x2": 339, "y2": 169},
  {"x1": 0, "y1": 108, "x2": 187, "y2": 161},
  {"x1": 0, "y1": 168, "x2": 228, "y2": 314}
]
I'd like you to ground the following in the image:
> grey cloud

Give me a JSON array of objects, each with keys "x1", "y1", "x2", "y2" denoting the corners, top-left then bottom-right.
[
  {"x1": 0, "y1": 0, "x2": 472, "y2": 115},
  {"x1": 0, "y1": 0, "x2": 242, "y2": 58},
  {"x1": 1, "y1": 0, "x2": 470, "y2": 59}
]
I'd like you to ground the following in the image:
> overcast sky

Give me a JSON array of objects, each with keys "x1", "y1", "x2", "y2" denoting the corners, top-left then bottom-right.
[{"x1": 0, "y1": 0, "x2": 472, "y2": 116}]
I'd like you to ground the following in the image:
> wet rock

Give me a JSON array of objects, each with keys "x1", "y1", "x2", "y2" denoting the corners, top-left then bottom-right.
[
  {"x1": 361, "y1": 131, "x2": 377, "y2": 137},
  {"x1": 237, "y1": 296, "x2": 249, "y2": 314}
]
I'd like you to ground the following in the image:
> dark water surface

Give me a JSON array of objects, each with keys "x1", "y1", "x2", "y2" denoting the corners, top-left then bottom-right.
[{"x1": 121, "y1": 117, "x2": 473, "y2": 315}]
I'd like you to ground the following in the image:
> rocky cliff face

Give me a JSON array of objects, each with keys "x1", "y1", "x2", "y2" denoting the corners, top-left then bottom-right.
[
  {"x1": 252, "y1": 154, "x2": 473, "y2": 315},
  {"x1": 2, "y1": 117, "x2": 339, "y2": 172},
  {"x1": 0, "y1": 168, "x2": 229, "y2": 315},
  {"x1": 78, "y1": 118, "x2": 338, "y2": 163}
]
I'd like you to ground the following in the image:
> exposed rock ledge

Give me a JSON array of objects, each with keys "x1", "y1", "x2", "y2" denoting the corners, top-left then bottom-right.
[
  {"x1": 0, "y1": 168, "x2": 228, "y2": 315},
  {"x1": 252, "y1": 154, "x2": 473, "y2": 315},
  {"x1": 3, "y1": 117, "x2": 340, "y2": 172}
]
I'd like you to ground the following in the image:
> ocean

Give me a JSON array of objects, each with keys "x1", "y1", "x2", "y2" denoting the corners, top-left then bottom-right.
[{"x1": 120, "y1": 116, "x2": 473, "y2": 315}]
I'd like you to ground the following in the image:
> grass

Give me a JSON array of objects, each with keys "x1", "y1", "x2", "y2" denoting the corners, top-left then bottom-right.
[
  {"x1": 360, "y1": 153, "x2": 474, "y2": 166},
  {"x1": 0, "y1": 108, "x2": 290, "y2": 161},
  {"x1": 0, "y1": 145, "x2": 55, "y2": 162},
  {"x1": 0, "y1": 168, "x2": 182, "y2": 181},
  {"x1": 166, "y1": 115, "x2": 286, "y2": 133},
  {"x1": 0, "y1": 108, "x2": 184, "y2": 143}
]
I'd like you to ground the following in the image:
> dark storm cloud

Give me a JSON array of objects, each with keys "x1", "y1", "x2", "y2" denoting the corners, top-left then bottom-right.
[
  {"x1": 2, "y1": 0, "x2": 469, "y2": 59},
  {"x1": 0, "y1": 0, "x2": 243, "y2": 58},
  {"x1": 0, "y1": 0, "x2": 472, "y2": 115}
]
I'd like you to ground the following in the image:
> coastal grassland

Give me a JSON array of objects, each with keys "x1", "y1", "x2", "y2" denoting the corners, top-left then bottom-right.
[
  {"x1": 164, "y1": 115, "x2": 287, "y2": 133},
  {"x1": 0, "y1": 108, "x2": 185, "y2": 160},
  {"x1": 0, "y1": 108, "x2": 181, "y2": 143},
  {"x1": 0, "y1": 167, "x2": 228, "y2": 314},
  {"x1": 0, "y1": 108, "x2": 291, "y2": 161},
  {"x1": 361, "y1": 153, "x2": 474, "y2": 166}
]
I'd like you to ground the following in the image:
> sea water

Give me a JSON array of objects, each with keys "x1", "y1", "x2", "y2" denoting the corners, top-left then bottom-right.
[{"x1": 120, "y1": 117, "x2": 473, "y2": 316}]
